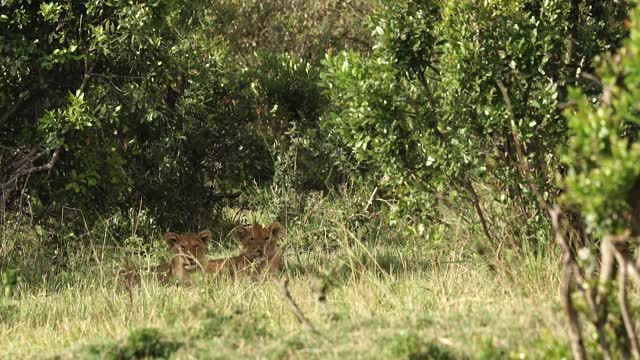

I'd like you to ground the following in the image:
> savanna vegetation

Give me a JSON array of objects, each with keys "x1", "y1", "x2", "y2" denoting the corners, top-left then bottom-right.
[{"x1": 1, "y1": 0, "x2": 640, "y2": 358}]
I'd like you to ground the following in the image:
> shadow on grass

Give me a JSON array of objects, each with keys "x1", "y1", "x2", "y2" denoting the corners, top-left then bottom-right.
[
  {"x1": 81, "y1": 328, "x2": 181, "y2": 360},
  {"x1": 284, "y1": 247, "x2": 435, "y2": 280}
]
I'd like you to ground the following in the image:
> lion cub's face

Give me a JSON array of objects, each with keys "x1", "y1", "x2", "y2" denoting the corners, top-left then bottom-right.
[
  {"x1": 163, "y1": 230, "x2": 211, "y2": 272},
  {"x1": 234, "y1": 221, "x2": 282, "y2": 259}
]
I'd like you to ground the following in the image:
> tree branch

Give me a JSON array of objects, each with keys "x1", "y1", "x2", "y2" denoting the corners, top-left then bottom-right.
[
  {"x1": 605, "y1": 232, "x2": 640, "y2": 360},
  {"x1": 617, "y1": 256, "x2": 640, "y2": 360},
  {"x1": 496, "y1": 80, "x2": 549, "y2": 213},
  {"x1": 8, "y1": 147, "x2": 60, "y2": 182},
  {"x1": 416, "y1": 71, "x2": 445, "y2": 142},
  {"x1": 550, "y1": 206, "x2": 587, "y2": 360},
  {"x1": 462, "y1": 179, "x2": 495, "y2": 245},
  {"x1": 0, "y1": 91, "x2": 31, "y2": 126},
  {"x1": 79, "y1": 47, "x2": 95, "y2": 94}
]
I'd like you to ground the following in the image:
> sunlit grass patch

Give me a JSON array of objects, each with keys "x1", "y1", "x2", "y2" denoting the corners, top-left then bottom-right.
[{"x1": 0, "y1": 247, "x2": 564, "y2": 359}]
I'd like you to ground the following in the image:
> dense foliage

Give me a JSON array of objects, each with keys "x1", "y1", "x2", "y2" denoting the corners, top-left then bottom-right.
[
  {"x1": 4, "y1": 0, "x2": 640, "y2": 357},
  {"x1": 550, "y1": 5, "x2": 640, "y2": 357},
  {"x1": 2, "y1": 0, "x2": 247, "y2": 226},
  {"x1": 321, "y1": 0, "x2": 629, "y2": 241},
  {"x1": 0, "y1": 0, "x2": 371, "y2": 228},
  {"x1": 562, "y1": 30, "x2": 640, "y2": 237},
  {"x1": 205, "y1": 0, "x2": 372, "y2": 65},
  {"x1": 1, "y1": 0, "x2": 634, "y2": 238}
]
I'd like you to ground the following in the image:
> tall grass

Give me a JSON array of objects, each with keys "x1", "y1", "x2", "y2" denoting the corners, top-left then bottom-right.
[{"x1": 0, "y1": 186, "x2": 568, "y2": 359}]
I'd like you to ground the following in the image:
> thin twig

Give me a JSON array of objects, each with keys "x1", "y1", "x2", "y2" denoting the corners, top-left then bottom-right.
[
  {"x1": 274, "y1": 278, "x2": 317, "y2": 333},
  {"x1": 463, "y1": 180, "x2": 495, "y2": 245},
  {"x1": 580, "y1": 71, "x2": 601, "y2": 84},
  {"x1": 363, "y1": 186, "x2": 378, "y2": 213}
]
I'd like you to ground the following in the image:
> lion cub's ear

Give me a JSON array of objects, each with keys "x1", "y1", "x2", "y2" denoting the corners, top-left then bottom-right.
[
  {"x1": 199, "y1": 230, "x2": 212, "y2": 244},
  {"x1": 163, "y1": 232, "x2": 178, "y2": 247},
  {"x1": 268, "y1": 221, "x2": 283, "y2": 237}
]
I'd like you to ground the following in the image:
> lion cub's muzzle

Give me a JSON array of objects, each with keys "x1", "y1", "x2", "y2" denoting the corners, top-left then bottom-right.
[
  {"x1": 179, "y1": 254, "x2": 199, "y2": 271},
  {"x1": 245, "y1": 248, "x2": 264, "y2": 260}
]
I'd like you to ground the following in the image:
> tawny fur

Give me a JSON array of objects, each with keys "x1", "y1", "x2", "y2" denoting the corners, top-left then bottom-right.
[
  {"x1": 159, "y1": 229, "x2": 212, "y2": 284},
  {"x1": 208, "y1": 221, "x2": 283, "y2": 278},
  {"x1": 118, "y1": 222, "x2": 283, "y2": 285}
]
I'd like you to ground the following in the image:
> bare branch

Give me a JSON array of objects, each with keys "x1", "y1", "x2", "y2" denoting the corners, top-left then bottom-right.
[
  {"x1": 580, "y1": 71, "x2": 601, "y2": 85},
  {"x1": 79, "y1": 47, "x2": 95, "y2": 94},
  {"x1": 274, "y1": 278, "x2": 318, "y2": 333},
  {"x1": 462, "y1": 180, "x2": 495, "y2": 245},
  {"x1": 363, "y1": 186, "x2": 378, "y2": 213},
  {"x1": 592, "y1": 236, "x2": 614, "y2": 360},
  {"x1": 617, "y1": 258, "x2": 640, "y2": 360},
  {"x1": 604, "y1": 231, "x2": 640, "y2": 360},
  {"x1": 625, "y1": 262, "x2": 640, "y2": 287},
  {"x1": 549, "y1": 206, "x2": 587, "y2": 360},
  {"x1": 0, "y1": 91, "x2": 30, "y2": 126},
  {"x1": 416, "y1": 71, "x2": 445, "y2": 142},
  {"x1": 4, "y1": 147, "x2": 61, "y2": 185},
  {"x1": 10, "y1": 146, "x2": 39, "y2": 170},
  {"x1": 497, "y1": 80, "x2": 550, "y2": 213},
  {"x1": 1, "y1": 146, "x2": 61, "y2": 219}
]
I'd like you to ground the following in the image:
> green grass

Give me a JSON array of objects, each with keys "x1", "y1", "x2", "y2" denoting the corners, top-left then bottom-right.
[
  {"x1": 0, "y1": 188, "x2": 569, "y2": 359},
  {"x1": 0, "y1": 247, "x2": 566, "y2": 359}
]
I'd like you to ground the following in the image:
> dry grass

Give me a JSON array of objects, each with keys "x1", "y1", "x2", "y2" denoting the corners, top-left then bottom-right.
[
  {"x1": 0, "y1": 188, "x2": 569, "y2": 359},
  {"x1": 0, "y1": 244, "x2": 566, "y2": 359}
]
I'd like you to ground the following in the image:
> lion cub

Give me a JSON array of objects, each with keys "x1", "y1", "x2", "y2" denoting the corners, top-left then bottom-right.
[
  {"x1": 208, "y1": 221, "x2": 283, "y2": 278},
  {"x1": 119, "y1": 222, "x2": 283, "y2": 285},
  {"x1": 116, "y1": 230, "x2": 211, "y2": 286},
  {"x1": 157, "y1": 230, "x2": 213, "y2": 284}
]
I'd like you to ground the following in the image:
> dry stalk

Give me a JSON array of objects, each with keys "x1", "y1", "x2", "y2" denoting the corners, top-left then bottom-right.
[
  {"x1": 274, "y1": 277, "x2": 317, "y2": 333},
  {"x1": 363, "y1": 186, "x2": 379, "y2": 213}
]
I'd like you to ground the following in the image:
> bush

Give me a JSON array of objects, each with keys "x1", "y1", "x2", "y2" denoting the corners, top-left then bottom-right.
[
  {"x1": 385, "y1": 333, "x2": 456, "y2": 360},
  {"x1": 205, "y1": 0, "x2": 373, "y2": 65},
  {"x1": 553, "y1": 2, "x2": 640, "y2": 358},
  {"x1": 321, "y1": 0, "x2": 629, "y2": 243},
  {"x1": 1, "y1": 0, "x2": 370, "y2": 231},
  {"x1": 83, "y1": 328, "x2": 181, "y2": 359}
]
